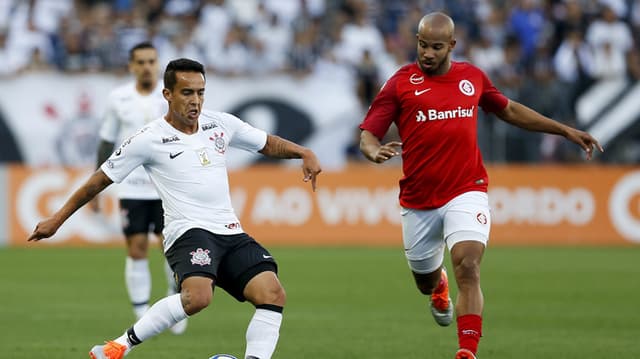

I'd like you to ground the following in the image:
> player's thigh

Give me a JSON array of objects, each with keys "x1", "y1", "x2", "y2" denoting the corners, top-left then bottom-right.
[
  {"x1": 401, "y1": 206, "x2": 446, "y2": 274},
  {"x1": 165, "y1": 228, "x2": 226, "y2": 290},
  {"x1": 442, "y1": 191, "x2": 491, "y2": 250},
  {"x1": 216, "y1": 233, "x2": 278, "y2": 302}
]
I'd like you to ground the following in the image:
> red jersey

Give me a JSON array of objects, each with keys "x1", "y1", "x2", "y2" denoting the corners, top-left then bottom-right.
[{"x1": 360, "y1": 61, "x2": 508, "y2": 209}]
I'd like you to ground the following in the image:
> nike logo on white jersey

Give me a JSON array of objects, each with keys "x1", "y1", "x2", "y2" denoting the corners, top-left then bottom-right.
[
  {"x1": 414, "y1": 88, "x2": 431, "y2": 96},
  {"x1": 169, "y1": 151, "x2": 184, "y2": 159},
  {"x1": 262, "y1": 254, "x2": 273, "y2": 259}
]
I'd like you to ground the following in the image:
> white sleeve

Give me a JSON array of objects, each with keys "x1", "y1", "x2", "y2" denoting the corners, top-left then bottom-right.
[
  {"x1": 100, "y1": 129, "x2": 149, "y2": 183},
  {"x1": 99, "y1": 94, "x2": 120, "y2": 143},
  {"x1": 225, "y1": 113, "x2": 268, "y2": 152}
]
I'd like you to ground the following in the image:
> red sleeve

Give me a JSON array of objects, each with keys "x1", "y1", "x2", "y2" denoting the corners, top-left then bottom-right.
[
  {"x1": 478, "y1": 70, "x2": 509, "y2": 114},
  {"x1": 359, "y1": 75, "x2": 400, "y2": 140}
]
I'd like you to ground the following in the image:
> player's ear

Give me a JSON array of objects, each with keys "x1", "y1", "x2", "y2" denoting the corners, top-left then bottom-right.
[
  {"x1": 162, "y1": 88, "x2": 171, "y2": 101},
  {"x1": 449, "y1": 39, "x2": 457, "y2": 50}
]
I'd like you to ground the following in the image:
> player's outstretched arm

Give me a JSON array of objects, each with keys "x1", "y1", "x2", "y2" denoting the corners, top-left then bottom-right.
[
  {"x1": 28, "y1": 169, "x2": 114, "y2": 242},
  {"x1": 359, "y1": 130, "x2": 402, "y2": 164},
  {"x1": 496, "y1": 100, "x2": 604, "y2": 160},
  {"x1": 259, "y1": 134, "x2": 322, "y2": 191}
]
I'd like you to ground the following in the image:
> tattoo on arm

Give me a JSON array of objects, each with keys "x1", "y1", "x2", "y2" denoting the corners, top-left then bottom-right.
[
  {"x1": 96, "y1": 141, "x2": 115, "y2": 169},
  {"x1": 260, "y1": 135, "x2": 304, "y2": 159}
]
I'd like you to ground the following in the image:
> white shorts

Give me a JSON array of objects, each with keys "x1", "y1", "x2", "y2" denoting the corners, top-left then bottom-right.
[{"x1": 401, "y1": 191, "x2": 491, "y2": 274}]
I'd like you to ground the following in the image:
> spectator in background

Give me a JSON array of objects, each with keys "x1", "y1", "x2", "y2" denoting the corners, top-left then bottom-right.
[
  {"x1": 4, "y1": 1, "x2": 55, "y2": 73},
  {"x1": 345, "y1": 48, "x2": 381, "y2": 161},
  {"x1": 508, "y1": 0, "x2": 548, "y2": 68},
  {"x1": 194, "y1": 0, "x2": 232, "y2": 65},
  {"x1": 550, "y1": 0, "x2": 588, "y2": 51},
  {"x1": 632, "y1": 0, "x2": 640, "y2": 34},
  {"x1": 585, "y1": 3, "x2": 633, "y2": 79},
  {"x1": 333, "y1": 0, "x2": 385, "y2": 67},
  {"x1": 113, "y1": 5, "x2": 149, "y2": 67},
  {"x1": 155, "y1": 15, "x2": 204, "y2": 71},
  {"x1": 0, "y1": 28, "x2": 21, "y2": 76},
  {"x1": 553, "y1": 27, "x2": 594, "y2": 109},
  {"x1": 250, "y1": 9, "x2": 293, "y2": 74},
  {"x1": 287, "y1": 23, "x2": 321, "y2": 76},
  {"x1": 468, "y1": 32, "x2": 505, "y2": 79},
  {"x1": 2, "y1": 0, "x2": 638, "y2": 163},
  {"x1": 592, "y1": 40, "x2": 628, "y2": 79},
  {"x1": 207, "y1": 22, "x2": 251, "y2": 76},
  {"x1": 52, "y1": 16, "x2": 88, "y2": 72},
  {"x1": 84, "y1": 3, "x2": 121, "y2": 71},
  {"x1": 627, "y1": 45, "x2": 640, "y2": 80}
]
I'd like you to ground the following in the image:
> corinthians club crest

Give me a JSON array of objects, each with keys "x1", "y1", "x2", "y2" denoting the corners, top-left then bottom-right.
[
  {"x1": 190, "y1": 248, "x2": 211, "y2": 266},
  {"x1": 210, "y1": 132, "x2": 226, "y2": 154}
]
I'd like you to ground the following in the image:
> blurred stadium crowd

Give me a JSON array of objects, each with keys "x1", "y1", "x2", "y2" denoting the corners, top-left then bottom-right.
[{"x1": 1, "y1": 0, "x2": 639, "y2": 163}]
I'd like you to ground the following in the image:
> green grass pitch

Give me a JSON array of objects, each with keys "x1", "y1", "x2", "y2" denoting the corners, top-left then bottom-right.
[{"x1": 1, "y1": 246, "x2": 639, "y2": 358}]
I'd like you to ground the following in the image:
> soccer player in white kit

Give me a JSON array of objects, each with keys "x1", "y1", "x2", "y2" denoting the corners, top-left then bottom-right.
[
  {"x1": 359, "y1": 12, "x2": 603, "y2": 359},
  {"x1": 92, "y1": 41, "x2": 186, "y2": 334},
  {"x1": 29, "y1": 58, "x2": 322, "y2": 359}
]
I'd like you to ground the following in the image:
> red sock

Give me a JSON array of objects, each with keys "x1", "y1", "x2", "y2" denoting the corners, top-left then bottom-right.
[{"x1": 457, "y1": 314, "x2": 482, "y2": 354}]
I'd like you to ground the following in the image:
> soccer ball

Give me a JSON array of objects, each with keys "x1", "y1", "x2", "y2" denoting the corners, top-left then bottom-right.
[{"x1": 208, "y1": 355, "x2": 238, "y2": 359}]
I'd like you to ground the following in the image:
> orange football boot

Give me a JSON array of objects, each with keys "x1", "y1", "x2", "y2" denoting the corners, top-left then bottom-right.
[
  {"x1": 89, "y1": 341, "x2": 128, "y2": 359},
  {"x1": 429, "y1": 267, "x2": 453, "y2": 326}
]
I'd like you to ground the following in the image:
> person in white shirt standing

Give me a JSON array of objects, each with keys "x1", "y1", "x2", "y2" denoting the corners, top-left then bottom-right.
[
  {"x1": 92, "y1": 42, "x2": 187, "y2": 335},
  {"x1": 28, "y1": 58, "x2": 322, "y2": 359}
]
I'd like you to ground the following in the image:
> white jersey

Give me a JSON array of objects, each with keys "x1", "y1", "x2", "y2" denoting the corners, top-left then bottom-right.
[
  {"x1": 99, "y1": 82, "x2": 167, "y2": 199},
  {"x1": 101, "y1": 109, "x2": 268, "y2": 251}
]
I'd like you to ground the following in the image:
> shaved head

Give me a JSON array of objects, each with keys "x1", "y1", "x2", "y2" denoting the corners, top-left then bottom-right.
[
  {"x1": 418, "y1": 12, "x2": 455, "y2": 40},
  {"x1": 415, "y1": 12, "x2": 456, "y2": 75}
]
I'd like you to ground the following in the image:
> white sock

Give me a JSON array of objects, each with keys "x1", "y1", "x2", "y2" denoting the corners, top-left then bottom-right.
[
  {"x1": 164, "y1": 260, "x2": 178, "y2": 295},
  {"x1": 131, "y1": 293, "x2": 188, "y2": 342},
  {"x1": 245, "y1": 308, "x2": 283, "y2": 359},
  {"x1": 125, "y1": 257, "x2": 151, "y2": 319}
]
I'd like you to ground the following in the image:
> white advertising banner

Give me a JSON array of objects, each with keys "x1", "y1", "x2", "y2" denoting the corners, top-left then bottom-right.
[{"x1": 0, "y1": 72, "x2": 361, "y2": 169}]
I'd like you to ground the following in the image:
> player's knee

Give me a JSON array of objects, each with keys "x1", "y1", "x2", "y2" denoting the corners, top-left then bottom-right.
[
  {"x1": 256, "y1": 283, "x2": 287, "y2": 307},
  {"x1": 243, "y1": 270, "x2": 287, "y2": 306},
  {"x1": 181, "y1": 285, "x2": 212, "y2": 315},
  {"x1": 126, "y1": 235, "x2": 149, "y2": 258}
]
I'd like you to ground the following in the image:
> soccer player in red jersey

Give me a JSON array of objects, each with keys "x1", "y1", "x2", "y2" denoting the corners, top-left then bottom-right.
[{"x1": 359, "y1": 12, "x2": 603, "y2": 359}]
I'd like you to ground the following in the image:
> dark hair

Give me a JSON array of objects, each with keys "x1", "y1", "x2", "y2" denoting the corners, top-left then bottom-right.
[
  {"x1": 163, "y1": 58, "x2": 206, "y2": 90},
  {"x1": 128, "y1": 41, "x2": 156, "y2": 61}
]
